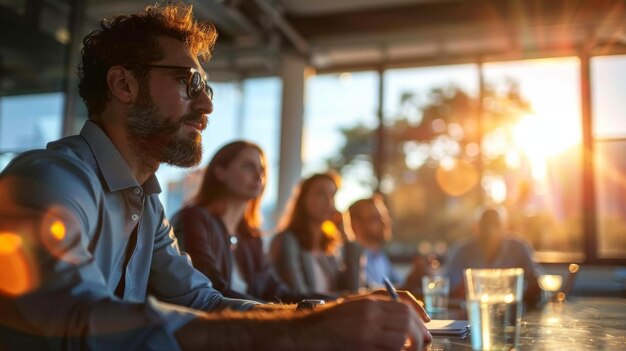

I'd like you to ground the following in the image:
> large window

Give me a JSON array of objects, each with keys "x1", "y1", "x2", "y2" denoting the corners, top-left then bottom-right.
[
  {"x1": 0, "y1": 93, "x2": 64, "y2": 170},
  {"x1": 483, "y1": 58, "x2": 583, "y2": 260},
  {"x1": 303, "y1": 71, "x2": 379, "y2": 210},
  {"x1": 240, "y1": 77, "x2": 282, "y2": 229},
  {"x1": 591, "y1": 55, "x2": 626, "y2": 259},
  {"x1": 319, "y1": 60, "x2": 592, "y2": 262},
  {"x1": 381, "y1": 65, "x2": 479, "y2": 255},
  {"x1": 0, "y1": 0, "x2": 71, "y2": 170}
]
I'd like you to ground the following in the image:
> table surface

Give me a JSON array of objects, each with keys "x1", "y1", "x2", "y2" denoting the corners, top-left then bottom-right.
[{"x1": 427, "y1": 297, "x2": 626, "y2": 350}]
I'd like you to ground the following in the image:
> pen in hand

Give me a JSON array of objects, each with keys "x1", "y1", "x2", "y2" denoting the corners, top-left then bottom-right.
[
  {"x1": 384, "y1": 277, "x2": 419, "y2": 348},
  {"x1": 383, "y1": 276, "x2": 431, "y2": 323},
  {"x1": 383, "y1": 277, "x2": 399, "y2": 301}
]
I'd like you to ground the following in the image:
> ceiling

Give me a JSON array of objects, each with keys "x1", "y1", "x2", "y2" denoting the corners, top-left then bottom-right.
[
  {"x1": 2, "y1": 0, "x2": 626, "y2": 91},
  {"x1": 195, "y1": 0, "x2": 626, "y2": 78},
  {"x1": 80, "y1": 0, "x2": 626, "y2": 79}
]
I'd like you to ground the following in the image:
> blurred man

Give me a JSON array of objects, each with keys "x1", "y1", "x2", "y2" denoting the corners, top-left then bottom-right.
[
  {"x1": 444, "y1": 206, "x2": 541, "y2": 306},
  {"x1": 0, "y1": 3, "x2": 430, "y2": 350},
  {"x1": 347, "y1": 195, "x2": 401, "y2": 288}
]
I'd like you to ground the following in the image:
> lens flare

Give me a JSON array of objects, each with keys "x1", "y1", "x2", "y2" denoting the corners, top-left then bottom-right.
[
  {"x1": 0, "y1": 232, "x2": 32, "y2": 296},
  {"x1": 436, "y1": 159, "x2": 479, "y2": 196},
  {"x1": 50, "y1": 220, "x2": 66, "y2": 240},
  {"x1": 321, "y1": 220, "x2": 339, "y2": 237},
  {"x1": 0, "y1": 232, "x2": 22, "y2": 254},
  {"x1": 555, "y1": 292, "x2": 566, "y2": 302}
]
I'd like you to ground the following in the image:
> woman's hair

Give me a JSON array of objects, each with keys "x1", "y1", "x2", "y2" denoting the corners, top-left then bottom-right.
[
  {"x1": 189, "y1": 140, "x2": 266, "y2": 238},
  {"x1": 78, "y1": 2, "x2": 217, "y2": 116},
  {"x1": 279, "y1": 172, "x2": 341, "y2": 253}
]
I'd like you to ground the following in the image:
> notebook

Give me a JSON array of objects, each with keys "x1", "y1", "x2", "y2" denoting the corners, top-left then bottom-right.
[{"x1": 425, "y1": 320, "x2": 471, "y2": 337}]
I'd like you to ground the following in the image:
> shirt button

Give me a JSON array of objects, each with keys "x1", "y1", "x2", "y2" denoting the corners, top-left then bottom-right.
[
  {"x1": 131, "y1": 214, "x2": 139, "y2": 221},
  {"x1": 133, "y1": 187, "x2": 141, "y2": 195}
]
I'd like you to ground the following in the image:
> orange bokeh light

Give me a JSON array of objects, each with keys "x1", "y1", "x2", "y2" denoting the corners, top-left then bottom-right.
[
  {"x1": 40, "y1": 206, "x2": 81, "y2": 264},
  {"x1": 0, "y1": 232, "x2": 22, "y2": 254},
  {"x1": 321, "y1": 220, "x2": 340, "y2": 238},
  {"x1": 50, "y1": 220, "x2": 66, "y2": 240},
  {"x1": 436, "y1": 159, "x2": 479, "y2": 196},
  {"x1": 0, "y1": 232, "x2": 33, "y2": 296}
]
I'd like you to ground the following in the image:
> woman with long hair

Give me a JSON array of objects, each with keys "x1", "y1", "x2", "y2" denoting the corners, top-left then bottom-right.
[
  {"x1": 271, "y1": 172, "x2": 357, "y2": 295},
  {"x1": 172, "y1": 140, "x2": 309, "y2": 302}
]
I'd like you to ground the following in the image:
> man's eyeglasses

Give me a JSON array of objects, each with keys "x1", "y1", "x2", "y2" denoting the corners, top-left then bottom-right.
[{"x1": 144, "y1": 64, "x2": 213, "y2": 100}]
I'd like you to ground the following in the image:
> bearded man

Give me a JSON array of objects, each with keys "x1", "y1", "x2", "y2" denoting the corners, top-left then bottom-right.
[{"x1": 0, "y1": 2, "x2": 430, "y2": 351}]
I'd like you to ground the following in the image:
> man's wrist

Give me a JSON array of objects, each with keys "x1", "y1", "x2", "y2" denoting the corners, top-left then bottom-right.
[
  {"x1": 296, "y1": 299, "x2": 326, "y2": 311},
  {"x1": 250, "y1": 303, "x2": 297, "y2": 311}
]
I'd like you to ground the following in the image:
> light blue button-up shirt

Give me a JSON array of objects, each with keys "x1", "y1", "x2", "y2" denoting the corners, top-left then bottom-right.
[
  {"x1": 363, "y1": 248, "x2": 401, "y2": 288},
  {"x1": 444, "y1": 236, "x2": 540, "y2": 294},
  {"x1": 0, "y1": 121, "x2": 257, "y2": 350}
]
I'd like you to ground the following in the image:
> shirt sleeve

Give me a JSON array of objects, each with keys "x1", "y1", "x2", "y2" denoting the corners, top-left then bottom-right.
[{"x1": 0, "y1": 152, "x2": 250, "y2": 350}]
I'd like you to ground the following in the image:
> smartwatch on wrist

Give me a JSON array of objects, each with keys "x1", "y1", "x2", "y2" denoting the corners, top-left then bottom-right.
[{"x1": 296, "y1": 299, "x2": 325, "y2": 311}]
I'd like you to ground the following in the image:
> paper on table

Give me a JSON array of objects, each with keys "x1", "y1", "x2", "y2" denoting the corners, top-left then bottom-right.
[{"x1": 425, "y1": 320, "x2": 470, "y2": 336}]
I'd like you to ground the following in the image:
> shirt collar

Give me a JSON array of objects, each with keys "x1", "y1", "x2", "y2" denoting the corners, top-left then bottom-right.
[{"x1": 80, "y1": 121, "x2": 162, "y2": 195}]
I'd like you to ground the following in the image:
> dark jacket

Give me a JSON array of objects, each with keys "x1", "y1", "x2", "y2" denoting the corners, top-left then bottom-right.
[
  {"x1": 171, "y1": 206, "x2": 325, "y2": 303},
  {"x1": 270, "y1": 231, "x2": 361, "y2": 295}
]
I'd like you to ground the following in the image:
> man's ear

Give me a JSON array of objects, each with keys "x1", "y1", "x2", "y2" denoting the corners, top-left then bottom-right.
[{"x1": 106, "y1": 66, "x2": 140, "y2": 104}]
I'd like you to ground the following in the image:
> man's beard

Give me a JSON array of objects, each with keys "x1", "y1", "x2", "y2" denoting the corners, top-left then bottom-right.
[{"x1": 127, "y1": 94, "x2": 205, "y2": 168}]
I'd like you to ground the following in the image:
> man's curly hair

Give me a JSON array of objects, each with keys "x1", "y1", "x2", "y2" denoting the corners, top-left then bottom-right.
[{"x1": 78, "y1": 2, "x2": 217, "y2": 116}]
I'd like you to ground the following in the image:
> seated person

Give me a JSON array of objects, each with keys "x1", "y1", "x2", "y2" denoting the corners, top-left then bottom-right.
[
  {"x1": 0, "y1": 3, "x2": 431, "y2": 350},
  {"x1": 172, "y1": 140, "x2": 327, "y2": 302},
  {"x1": 344, "y1": 195, "x2": 401, "y2": 289},
  {"x1": 270, "y1": 173, "x2": 359, "y2": 295},
  {"x1": 401, "y1": 254, "x2": 433, "y2": 294},
  {"x1": 443, "y1": 206, "x2": 541, "y2": 306}
]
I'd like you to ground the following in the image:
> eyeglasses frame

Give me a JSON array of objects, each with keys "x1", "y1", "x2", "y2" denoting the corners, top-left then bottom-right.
[{"x1": 143, "y1": 64, "x2": 213, "y2": 100}]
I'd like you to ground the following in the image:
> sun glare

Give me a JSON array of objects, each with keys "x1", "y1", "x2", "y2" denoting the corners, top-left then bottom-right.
[{"x1": 512, "y1": 113, "x2": 581, "y2": 179}]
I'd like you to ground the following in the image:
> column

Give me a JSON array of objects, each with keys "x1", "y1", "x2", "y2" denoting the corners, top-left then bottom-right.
[{"x1": 275, "y1": 53, "x2": 307, "y2": 225}]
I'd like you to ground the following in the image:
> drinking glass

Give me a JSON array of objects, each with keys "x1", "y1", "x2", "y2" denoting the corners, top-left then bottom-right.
[
  {"x1": 421, "y1": 275, "x2": 450, "y2": 314},
  {"x1": 464, "y1": 268, "x2": 524, "y2": 350}
]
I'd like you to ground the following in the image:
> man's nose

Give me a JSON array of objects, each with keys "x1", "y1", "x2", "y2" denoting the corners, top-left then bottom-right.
[{"x1": 193, "y1": 88, "x2": 213, "y2": 115}]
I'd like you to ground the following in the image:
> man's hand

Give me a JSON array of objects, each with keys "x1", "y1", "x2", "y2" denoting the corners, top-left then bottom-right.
[
  {"x1": 302, "y1": 295, "x2": 429, "y2": 351},
  {"x1": 369, "y1": 289, "x2": 432, "y2": 347},
  {"x1": 371, "y1": 288, "x2": 431, "y2": 322}
]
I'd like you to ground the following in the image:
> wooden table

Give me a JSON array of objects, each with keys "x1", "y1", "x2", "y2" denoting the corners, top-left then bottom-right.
[{"x1": 427, "y1": 297, "x2": 626, "y2": 350}]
